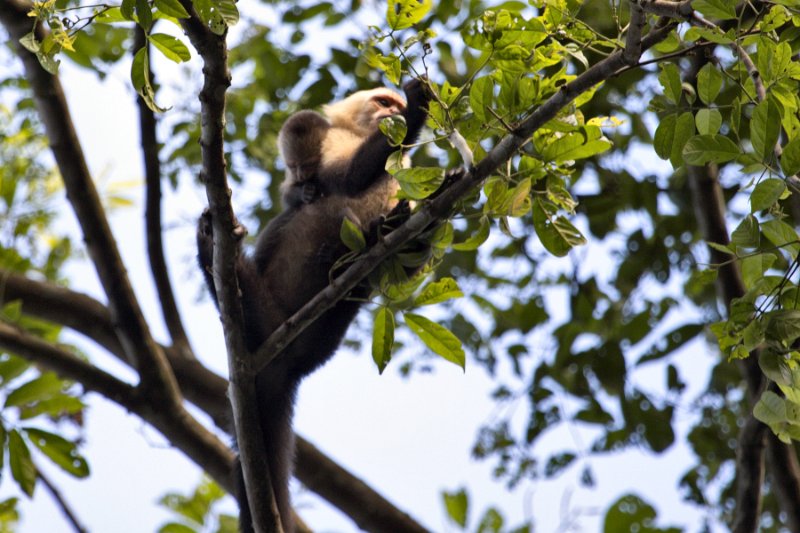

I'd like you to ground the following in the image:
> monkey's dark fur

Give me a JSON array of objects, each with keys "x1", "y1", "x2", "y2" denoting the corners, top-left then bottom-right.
[{"x1": 197, "y1": 79, "x2": 431, "y2": 532}]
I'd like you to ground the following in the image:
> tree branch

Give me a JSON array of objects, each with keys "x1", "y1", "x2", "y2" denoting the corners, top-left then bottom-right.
[
  {"x1": 0, "y1": 0, "x2": 180, "y2": 401},
  {"x1": 639, "y1": 0, "x2": 693, "y2": 19},
  {"x1": 766, "y1": 434, "x2": 800, "y2": 532},
  {"x1": 37, "y1": 469, "x2": 88, "y2": 533},
  {"x1": 0, "y1": 268, "x2": 232, "y2": 430},
  {"x1": 0, "y1": 320, "x2": 236, "y2": 493},
  {"x1": 732, "y1": 414, "x2": 766, "y2": 533},
  {"x1": 174, "y1": 3, "x2": 283, "y2": 531},
  {"x1": 133, "y1": 25, "x2": 193, "y2": 358},
  {"x1": 294, "y1": 439, "x2": 428, "y2": 533}
]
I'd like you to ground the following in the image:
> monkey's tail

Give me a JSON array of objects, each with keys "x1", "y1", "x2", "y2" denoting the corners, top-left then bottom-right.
[{"x1": 237, "y1": 376, "x2": 298, "y2": 533}]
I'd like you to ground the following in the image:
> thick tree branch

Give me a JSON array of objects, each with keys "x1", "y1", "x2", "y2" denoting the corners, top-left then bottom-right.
[
  {"x1": 766, "y1": 434, "x2": 800, "y2": 532},
  {"x1": 252, "y1": 15, "x2": 678, "y2": 373},
  {"x1": 0, "y1": 320, "x2": 235, "y2": 493},
  {"x1": 294, "y1": 439, "x2": 428, "y2": 533},
  {"x1": 174, "y1": 3, "x2": 283, "y2": 531},
  {"x1": 0, "y1": 320, "x2": 137, "y2": 408},
  {"x1": 133, "y1": 26, "x2": 193, "y2": 358},
  {"x1": 732, "y1": 414, "x2": 767, "y2": 533},
  {"x1": 639, "y1": 0, "x2": 693, "y2": 18},
  {"x1": 0, "y1": 0, "x2": 179, "y2": 401},
  {"x1": 0, "y1": 267, "x2": 232, "y2": 429}
]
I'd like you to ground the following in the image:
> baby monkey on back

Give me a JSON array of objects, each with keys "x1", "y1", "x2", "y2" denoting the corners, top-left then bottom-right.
[{"x1": 278, "y1": 86, "x2": 409, "y2": 211}]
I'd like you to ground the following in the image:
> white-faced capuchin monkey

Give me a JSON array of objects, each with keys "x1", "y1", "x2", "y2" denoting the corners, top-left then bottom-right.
[
  {"x1": 197, "y1": 79, "x2": 431, "y2": 533},
  {"x1": 278, "y1": 87, "x2": 408, "y2": 209}
]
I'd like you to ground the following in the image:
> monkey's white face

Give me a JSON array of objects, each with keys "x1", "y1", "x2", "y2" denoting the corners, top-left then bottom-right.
[
  {"x1": 325, "y1": 88, "x2": 406, "y2": 138},
  {"x1": 364, "y1": 92, "x2": 405, "y2": 129}
]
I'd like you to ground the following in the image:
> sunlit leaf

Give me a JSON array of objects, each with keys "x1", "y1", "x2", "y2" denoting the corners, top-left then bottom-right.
[{"x1": 405, "y1": 313, "x2": 465, "y2": 368}]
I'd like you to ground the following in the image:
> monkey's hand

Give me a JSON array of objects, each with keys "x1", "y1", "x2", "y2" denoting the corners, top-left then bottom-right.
[
  {"x1": 301, "y1": 181, "x2": 321, "y2": 204},
  {"x1": 401, "y1": 78, "x2": 431, "y2": 140},
  {"x1": 197, "y1": 209, "x2": 214, "y2": 270}
]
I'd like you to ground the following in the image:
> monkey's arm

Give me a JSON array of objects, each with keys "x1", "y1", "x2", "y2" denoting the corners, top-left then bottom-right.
[
  {"x1": 196, "y1": 209, "x2": 220, "y2": 305},
  {"x1": 334, "y1": 79, "x2": 431, "y2": 195}
]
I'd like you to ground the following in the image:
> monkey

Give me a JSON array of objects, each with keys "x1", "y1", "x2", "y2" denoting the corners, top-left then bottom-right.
[
  {"x1": 197, "y1": 79, "x2": 431, "y2": 533},
  {"x1": 277, "y1": 87, "x2": 408, "y2": 209}
]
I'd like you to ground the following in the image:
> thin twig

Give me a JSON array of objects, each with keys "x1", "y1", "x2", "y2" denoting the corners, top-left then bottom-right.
[
  {"x1": 133, "y1": 25, "x2": 193, "y2": 357},
  {"x1": 38, "y1": 470, "x2": 88, "y2": 533}
]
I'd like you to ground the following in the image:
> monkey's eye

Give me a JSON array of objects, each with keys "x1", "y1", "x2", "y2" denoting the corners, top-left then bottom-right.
[{"x1": 376, "y1": 98, "x2": 392, "y2": 108}]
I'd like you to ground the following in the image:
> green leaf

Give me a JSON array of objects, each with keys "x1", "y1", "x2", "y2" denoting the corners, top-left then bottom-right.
[
  {"x1": 781, "y1": 137, "x2": 800, "y2": 176},
  {"x1": 654, "y1": 112, "x2": 697, "y2": 167},
  {"x1": 731, "y1": 215, "x2": 760, "y2": 247},
  {"x1": 442, "y1": 488, "x2": 469, "y2": 527},
  {"x1": 751, "y1": 178, "x2": 787, "y2": 212},
  {"x1": 603, "y1": 494, "x2": 680, "y2": 533},
  {"x1": 693, "y1": 0, "x2": 736, "y2": 19},
  {"x1": 387, "y1": 0, "x2": 433, "y2": 30},
  {"x1": 0, "y1": 421, "x2": 6, "y2": 472},
  {"x1": 697, "y1": 63, "x2": 723, "y2": 105},
  {"x1": 148, "y1": 34, "x2": 190, "y2": 63},
  {"x1": 414, "y1": 278, "x2": 463, "y2": 306},
  {"x1": 5, "y1": 373, "x2": 63, "y2": 408},
  {"x1": 95, "y1": 7, "x2": 127, "y2": 23},
  {"x1": 552, "y1": 136, "x2": 612, "y2": 162},
  {"x1": 379, "y1": 115, "x2": 407, "y2": 146},
  {"x1": 120, "y1": 0, "x2": 135, "y2": 20},
  {"x1": 8, "y1": 431, "x2": 36, "y2": 497},
  {"x1": 215, "y1": 0, "x2": 239, "y2": 26},
  {"x1": 695, "y1": 108, "x2": 722, "y2": 135},
  {"x1": 371, "y1": 307, "x2": 395, "y2": 374},
  {"x1": 452, "y1": 216, "x2": 490, "y2": 251},
  {"x1": 23, "y1": 428, "x2": 89, "y2": 478},
  {"x1": 476, "y1": 507, "x2": 504, "y2": 533},
  {"x1": 394, "y1": 167, "x2": 444, "y2": 199},
  {"x1": 754, "y1": 390, "x2": 786, "y2": 425},
  {"x1": 707, "y1": 241, "x2": 734, "y2": 255},
  {"x1": 653, "y1": 113, "x2": 675, "y2": 161},
  {"x1": 158, "y1": 523, "x2": 196, "y2": 533},
  {"x1": 532, "y1": 197, "x2": 586, "y2": 257},
  {"x1": 340, "y1": 217, "x2": 366, "y2": 252},
  {"x1": 670, "y1": 112, "x2": 695, "y2": 168},
  {"x1": 751, "y1": 98, "x2": 781, "y2": 161},
  {"x1": 767, "y1": 310, "x2": 800, "y2": 344},
  {"x1": 658, "y1": 63, "x2": 682, "y2": 105},
  {"x1": 682, "y1": 134, "x2": 740, "y2": 165},
  {"x1": 759, "y1": 352, "x2": 797, "y2": 388},
  {"x1": 0, "y1": 355, "x2": 30, "y2": 386},
  {"x1": 153, "y1": 0, "x2": 190, "y2": 19},
  {"x1": 761, "y1": 219, "x2": 800, "y2": 258},
  {"x1": 135, "y1": 0, "x2": 153, "y2": 31},
  {"x1": 741, "y1": 253, "x2": 776, "y2": 289},
  {"x1": 404, "y1": 313, "x2": 465, "y2": 369},
  {"x1": 469, "y1": 76, "x2": 494, "y2": 124},
  {"x1": 18, "y1": 32, "x2": 39, "y2": 53},
  {"x1": 131, "y1": 47, "x2": 166, "y2": 113}
]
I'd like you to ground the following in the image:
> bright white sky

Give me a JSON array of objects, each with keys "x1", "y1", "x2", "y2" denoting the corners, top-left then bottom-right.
[{"x1": 0, "y1": 3, "x2": 728, "y2": 532}]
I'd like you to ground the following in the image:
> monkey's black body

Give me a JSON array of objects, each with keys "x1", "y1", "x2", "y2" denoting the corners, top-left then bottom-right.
[{"x1": 197, "y1": 80, "x2": 430, "y2": 533}]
